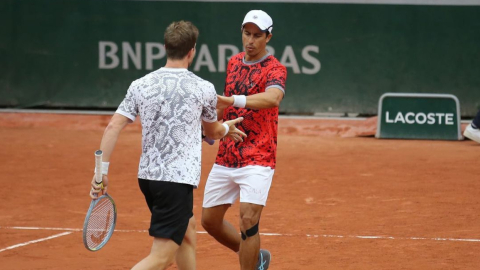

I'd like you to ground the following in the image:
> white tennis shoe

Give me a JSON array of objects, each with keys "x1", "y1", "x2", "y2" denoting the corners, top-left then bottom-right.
[
  {"x1": 256, "y1": 249, "x2": 271, "y2": 270},
  {"x1": 464, "y1": 124, "x2": 480, "y2": 144}
]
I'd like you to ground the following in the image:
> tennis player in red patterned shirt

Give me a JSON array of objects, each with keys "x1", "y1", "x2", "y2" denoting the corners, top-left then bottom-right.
[{"x1": 201, "y1": 10, "x2": 287, "y2": 270}]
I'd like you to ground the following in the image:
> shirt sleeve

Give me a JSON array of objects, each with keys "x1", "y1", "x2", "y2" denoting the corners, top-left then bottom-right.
[
  {"x1": 265, "y1": 64, "x2": 287, "y2": 95},
  {"x1": 115, "y1": 81, "x2": 139, "y2": 122},
  {"x1": 201, "y1": 82, "x2": 218, "y2": 123}
]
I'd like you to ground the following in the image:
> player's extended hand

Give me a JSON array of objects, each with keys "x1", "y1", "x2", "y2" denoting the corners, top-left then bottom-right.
[
  {"x1": 217, "y1": 95, "x2": 234, "y2": 110},
  {"x1": 90, "y1": 175, "x2": 109, "y2": 199},
  {"x1": 224, "y1": 117, "x2": 247, "y2": 143}
]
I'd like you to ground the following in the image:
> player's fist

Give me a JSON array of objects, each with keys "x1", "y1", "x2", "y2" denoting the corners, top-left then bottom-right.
[{"x1": 90, "y1": 175, "x2": 109, "y2": 199}]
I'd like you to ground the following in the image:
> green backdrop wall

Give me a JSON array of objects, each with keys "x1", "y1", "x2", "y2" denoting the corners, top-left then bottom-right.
[{"x1": 1, "y1": 0, "x2": 479, "y2": 116}]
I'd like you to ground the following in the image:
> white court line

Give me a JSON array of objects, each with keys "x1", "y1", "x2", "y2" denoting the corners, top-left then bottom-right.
[
  {"x1": 0, "y1": 232, "x2": 72, "y2": 253},
  {"x1": 1, "y1": 226, "x2": 480, "y2": 243},
  {"x1": 314, "y1": 234, "x2": 480, "y2": 242}
]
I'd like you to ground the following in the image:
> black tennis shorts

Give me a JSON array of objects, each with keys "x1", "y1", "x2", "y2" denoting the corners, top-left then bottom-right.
[{"x1": 138, "y1": 178, "x2": 193, "y2": 246}]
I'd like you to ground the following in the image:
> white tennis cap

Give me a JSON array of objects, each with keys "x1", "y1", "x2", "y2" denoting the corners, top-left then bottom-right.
[{"x1": 242, "y1": 10, "x2": 273, "y2": 33}]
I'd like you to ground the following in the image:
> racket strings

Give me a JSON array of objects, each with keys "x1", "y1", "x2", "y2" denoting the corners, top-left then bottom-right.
[{"x1": 85, "y1": 198, "x2": 115, "y2": 249}]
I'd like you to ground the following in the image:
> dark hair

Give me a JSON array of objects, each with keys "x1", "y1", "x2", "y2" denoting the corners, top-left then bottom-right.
[{"x1": 164, "y1": 21, "x2": 199, "y2": 60}]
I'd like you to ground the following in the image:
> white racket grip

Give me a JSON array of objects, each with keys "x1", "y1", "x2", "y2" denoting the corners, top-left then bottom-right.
[{"x1": 95, "y1": 150, "x2": 103, "y2": 184}]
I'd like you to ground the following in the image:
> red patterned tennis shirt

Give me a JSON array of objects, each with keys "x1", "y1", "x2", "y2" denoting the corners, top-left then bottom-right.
[{"x1": 215, "y1": 52, "x2": 287, "y2": 169}]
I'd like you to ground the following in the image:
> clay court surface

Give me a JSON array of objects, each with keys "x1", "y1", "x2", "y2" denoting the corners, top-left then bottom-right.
[{"x1": 0, "y1": 112, "x2": 479, "y2": 270}]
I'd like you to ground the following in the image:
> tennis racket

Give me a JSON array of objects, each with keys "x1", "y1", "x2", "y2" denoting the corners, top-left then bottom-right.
[{"x1": 82, "y1": 150, "x2": 117, "y2": 251}]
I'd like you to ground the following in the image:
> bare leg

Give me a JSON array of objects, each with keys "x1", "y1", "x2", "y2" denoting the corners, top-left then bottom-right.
[
  {"x1": 239, "y1": 203, "x2": 263, "y2": 270},
  {"x1": 201, "y1": 204, "x2": 241, "y2": 252},
  {"x1": 176, "y1": 216, "x2": 197, "y2": 270},
  {"x1": 131, "y1": 237, "x2": 179, "y2": 270}
]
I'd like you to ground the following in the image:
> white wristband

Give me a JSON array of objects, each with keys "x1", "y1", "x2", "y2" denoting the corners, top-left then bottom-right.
[
  {"x1": 222, "y1": 123, "x2": 229, "y2": 137},
  {"x1": 94, "y1": 162, "x2": 110, "y2": 175},
  {"x1": 232, "y1": 95, "x2": 247, "y2": 108}
]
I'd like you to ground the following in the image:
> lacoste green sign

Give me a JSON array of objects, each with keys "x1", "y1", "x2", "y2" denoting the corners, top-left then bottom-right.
[{"x1": 376, "y1": 93, "x2": 462, "y2": 140}]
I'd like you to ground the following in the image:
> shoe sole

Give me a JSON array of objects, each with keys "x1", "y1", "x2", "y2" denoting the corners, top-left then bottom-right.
[
  {"x1": 270, "y1": 252, "x2": 272, "y2": 268},
  {"x1": 464, "y1": 129, "x2": 480, "y2": 144}
]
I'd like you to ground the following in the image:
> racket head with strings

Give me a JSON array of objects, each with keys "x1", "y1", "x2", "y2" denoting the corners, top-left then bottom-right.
[{"x1": 82, "y1": 193, "x2": 117, "y2": 251}]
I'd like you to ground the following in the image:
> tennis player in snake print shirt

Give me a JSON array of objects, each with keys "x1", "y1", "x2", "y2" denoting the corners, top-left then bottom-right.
[{"x1": 89, "y1": 21, "x2": 246, "y2": 270}]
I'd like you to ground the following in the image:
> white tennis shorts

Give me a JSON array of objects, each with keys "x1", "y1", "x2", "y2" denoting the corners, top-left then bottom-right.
[{"x1": 203, "y1": 164, "x2": 275, "y2": 207}]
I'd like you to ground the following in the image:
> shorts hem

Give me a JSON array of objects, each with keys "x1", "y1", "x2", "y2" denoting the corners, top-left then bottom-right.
[
  {"x1": 149, "y1": 232, "x2": 182, "y2": 246},
  {"x1": 203, "y1": 200, "x2": 235, "y2": 208},
  {"x1": 239, "y1": 199, "x2": 267, "y2": 206}
]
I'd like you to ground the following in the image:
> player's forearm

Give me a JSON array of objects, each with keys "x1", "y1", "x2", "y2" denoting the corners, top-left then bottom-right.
[
  {"x1": 244, "y1": 91, "x2": 282, "y2": 109},
  {"x1": 99, "y1": 114, "x2": 129, "y2": 162},
  {"x1": 221, "y1": 90, "x2": 283, "y2": 110},
  {"x1": 99, "y1": 129, "x2": 120, "y2": 162}
]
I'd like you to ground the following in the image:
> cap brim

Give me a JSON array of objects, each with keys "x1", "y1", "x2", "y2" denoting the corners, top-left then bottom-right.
[{"x1": 242, "y1": 21, "x2": 269, "y2": 32}]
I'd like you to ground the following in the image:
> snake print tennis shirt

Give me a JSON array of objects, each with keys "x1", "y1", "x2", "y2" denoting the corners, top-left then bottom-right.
[{"x1": 116, "y1": 67, "x2": 217, "y2": 187}]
